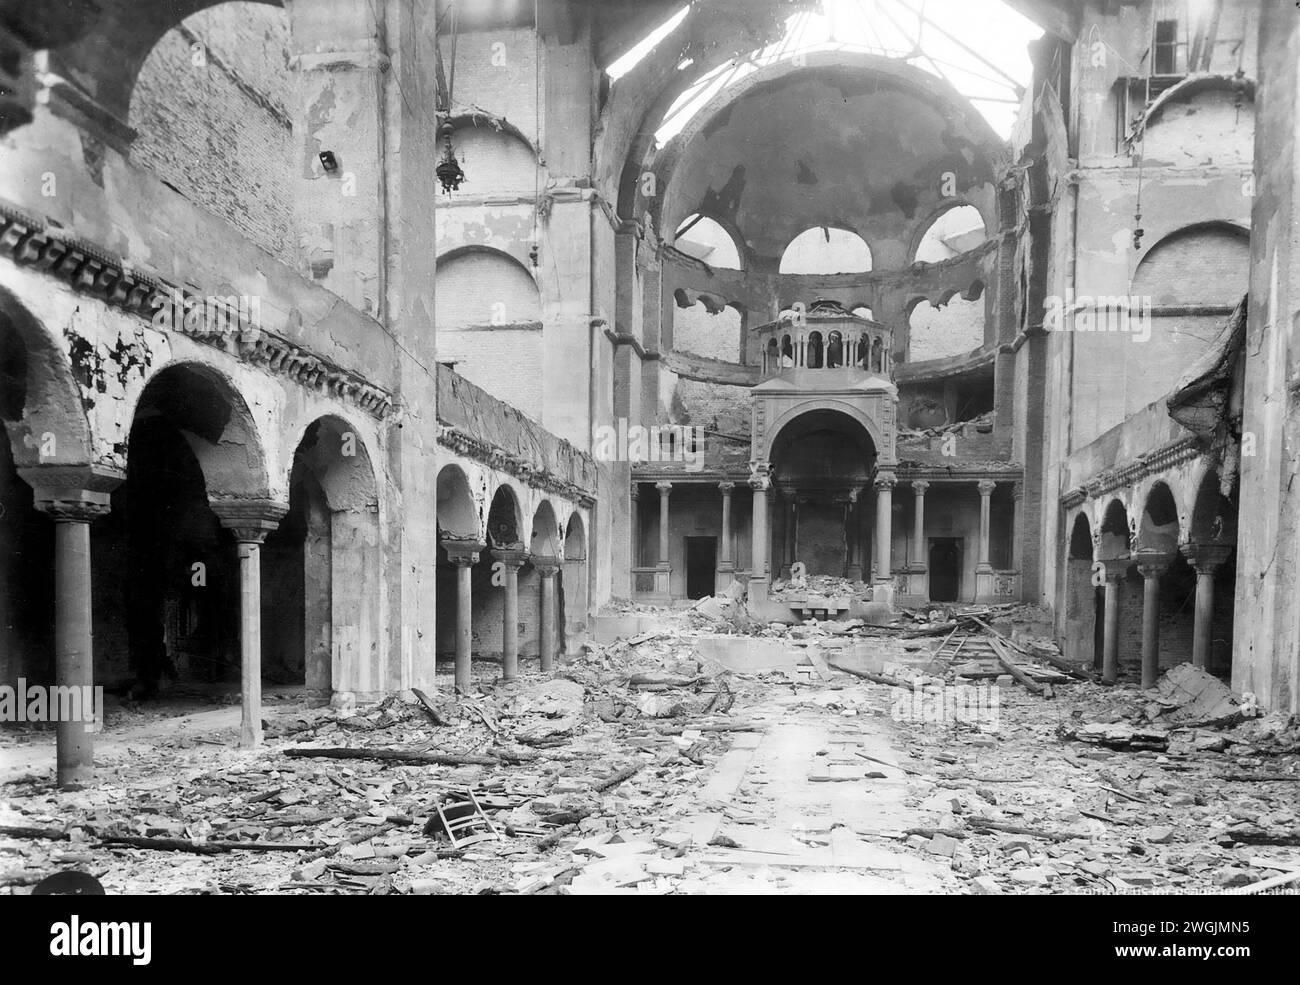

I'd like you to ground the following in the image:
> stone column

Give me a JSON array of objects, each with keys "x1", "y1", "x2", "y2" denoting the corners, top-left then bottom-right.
[
  {"x1": 912, "y1": 480, "x2": 929, "y2": 565},
  {"x1": 716, "y1": 481, "x2": 735, "y2": 592},
  {"x1": 874, "y1": 471, "x2": 896, "y2": 583},
  {"x1": 534, "y1": 556, "x2": 560, "y2": 672},
  {"x1": 654, "y1": 481, "x2": 671, "y2": 597},
  {"x1": 212, "y1": 499, "x2": 289, "y2": 748},
  {"x1": 845, "y1": 488, "x2": 863, "y2": 581},
  {"x1": 1136, "y1": 554, "x2": 1171, "y2": 689},
  {"x1": 20, "y1": 465, "x2": 122, "y2": 788},
  {"x1": 1011, "y1": 482, "x2": 1024, "y2": 572},
  {"x1": 494, "y1": 548, "x2": 527, "y2": 681},
  {"x1": 1180, "y1": 544, "x2": 1232, "y2": 671},
  {"x1": 749, "y1": 465, "x2": 772, "y2": 598},
  {"x1": 630, "y1": 483, "x2": 641, "y2": 568},
  {"x1": 1102, "y1": 568, "x2": 1123, "y2": 685},
  {"x1": 975, "y1": 479, "x2": 997, "y2": 602},
  {"x1": 977, "y1": 480, "x2": 996, "y2": 569},
  {"x1": 442, "y1": 539, "x2": 483, "y2": 692}
]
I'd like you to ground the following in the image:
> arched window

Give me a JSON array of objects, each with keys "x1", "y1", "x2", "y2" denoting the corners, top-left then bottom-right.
[
  {"x1": 914, "y1": 205, "x2": 987, "y2": 263},
  {"x1": 779, "y1": 226, "x2": 872, "y2": 274},
  {"x1": 673, "y1": 297, "x2": 743, "y2": 361},
  {"x1": 673, "y1": 214, "x2": 743, "y2": 269},
  {"x1": 908, "y1": 283, "x2": 985, "y2": 361},
  {"x1": 446, "y1": 121, "x2": 538, "y2": 196},
  {"x1": 827, "y1": 331, "x2": 843, "y2": 368},
  {"x1": 1132, "y1": 224, "x2": 1249, "y2": 306},
  {"x1": 781, "y1": 334, "x2": 794, "y2": 366},
  {"x1": 807, "y1": 331, "x2": 824, "y2": 368}
]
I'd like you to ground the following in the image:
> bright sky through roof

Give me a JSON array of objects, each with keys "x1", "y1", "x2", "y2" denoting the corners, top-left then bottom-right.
[{"x1": 609, "y1": 0, "x2": 1043, "y2": 141}]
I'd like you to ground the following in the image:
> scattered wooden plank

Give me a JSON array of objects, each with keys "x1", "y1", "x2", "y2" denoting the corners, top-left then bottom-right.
[
  {"x1": 591, "y1": 761, "x2": 646, "y2": 793},
  {"x1": 854, "y1": 751, "x2": 925, "y2": 776},
  {"x1": 969, "y1": 818, "x2": 1080, "y2": 841},
  {"x1": 828, "y1": 662, "x2": 916, "y2": 690},
  {"x1": 410, "y1": 688, "x2": 451, "y2": 727},
  {"x1": 988, "y1": 637, "x2": 1045, "y2": 696},
  {"x1": 0, "y1": 824, "x2": 69, "y2": 842},
  {"x1": 284, "y1": 747, "x2": 502, "y2": 767}
]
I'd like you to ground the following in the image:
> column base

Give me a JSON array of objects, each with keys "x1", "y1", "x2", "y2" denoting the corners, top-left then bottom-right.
[
  {"x1": 653, "y1": 565, "x2": 671, "y2": 597},
  {"x1": 715, "y1": 563, "x2": 737, "y2": 596},
  {"x1": 974, "y1": 564, "x2": 995, "y2": 603},
  {"x1": 748, "y1": 576, "x2": 770, "y2": 603}
]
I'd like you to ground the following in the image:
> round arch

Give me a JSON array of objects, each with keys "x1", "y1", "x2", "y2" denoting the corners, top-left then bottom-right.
[
  {"x1": 1098, "y1": 498, "x2": 1131, "y2": 562},
  {"x1": 436, "y1": 463, "x2": 480, "y2": 540},
  {"x1": 0, "y1": 285, "x2": 94, "y2": 468},
  {"x1": 529, "y1": 499, "x2": 561, "y2": 558},
  {"x1": 487, "y1": 482, "x2": 526, "y2": 548},
  {"x1": 1136, "y1": 480, "x2": 1182, "y2": 554},
  {"x1": 758, "y1": 399, "x2": 886, "y2": 465},
  {"x1": 132, "y1": 361, "x2": 270, "y2": 499},
  {"x1": 909, "y1": 201, "x2": 991, "y2": 264}
]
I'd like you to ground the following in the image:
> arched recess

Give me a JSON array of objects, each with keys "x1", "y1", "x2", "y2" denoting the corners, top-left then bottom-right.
[
  {"x1": 672, "y1": 213, "x2": 743, "y2": 268},
  {"x1": 912, "y1": 204, "x2": 988, "y2": 263},
  {"x1": 1188, "y1": 468, "x2": 1238, "y2": 679},
  {"x1": 435, "y1": 462, "x2": 483, "y2": 668},
  {"x1": 435, "y1": 247, "x2": 544, "y2": 420},
  {"x1": 779, "y1": 226, "x2": 873, "y2": 275},
  {"x1": 436, "y1": 463, "x2": 481, "y2": 541},
  {"x1": 128, "y1": 2, "x2": 295, "y2": 265},
  {"x1": 263, "y1": 417, "x2": 382, "y2": 701},
  {"x1": 1063, "y1": 512, "x2": 1101, "y2": 669},
  {"x1": 1142, "y1": 80, "x2": 1255, "y2": 167},
  {"x1": 96, "y1": 361, "x2": 270, "y2": 694},
  {"x1": 530, "y1": 499, "x2": 561, "y2": 558},
  {"x1": 1133, "y1": 224, "x2": 1250, "y2": 307},
  {"x1": 1136, "y1": 481, "x2": 1181, "y2": 556},
  {"x1": 766, "y1": 408, "x2": 877, "y2": 578},
  {"x1": 907, "y1": 282, "x2": 986, "y2": 361},
  {"x1": 562, "y1": 512, "x2": 589, "y2": 652},
  {"x1": 444, "y1": 119, "x2": 540, "y2": 196},
  {"x1": 520, "y1": 499, "x2": 562, "y2": 663},
  {"x1": 487, "y1": 483, "x2": 525, "y2": 549},
  {"x1": 1098, "y1": 499, "x2": 1131, "y2": 562}
]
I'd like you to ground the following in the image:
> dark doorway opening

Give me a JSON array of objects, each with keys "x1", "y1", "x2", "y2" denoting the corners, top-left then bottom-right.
[
  {"x1": 928, "y1": 538, "x2": 962, "y2": 602},
  {"x1": 685, "y1": 536, "x2": 717, "y2": 600}
]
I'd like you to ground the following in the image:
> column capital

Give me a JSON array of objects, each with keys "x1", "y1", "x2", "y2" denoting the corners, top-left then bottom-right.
[
  {"x1": 1180, "y1": 542, "x2": 1233, "y2": 573},
  {"x1": 19, "y1": 464, "x2": 123, "y2": 521},
  {"x1": 532, "y1": 554, "x2": 561, "y2": 576},
  {"x1": 492, "y1": 547, "x2": 529, "y2": 569},
  {"x1": 911, "y1": 479, "x2": 929, "y2": 495},
  {"x1": 977, "y1": 479, "x2": 998, "y2": 497},
  {"x1": 654, "y1": 480, "x2": 673, "y2": 493},
  {"x1": 1134, "y1": 551, "x2": 1173, "y2": 578},
  {"x1": 210, "y1": 497, "x2": 289, "y2": 543},
  {"x1": 873, "y1": 471, "x2": 896, "y2": 491},
  {"x1": 749, "y1": 472, "x2": 771, "y2": 492},
  {"x1": 718, "y1": 480, "x2": 736, "y2": 494},
  {"x1": 443, "y1": 538, "x2": 486, "y2": 565}
]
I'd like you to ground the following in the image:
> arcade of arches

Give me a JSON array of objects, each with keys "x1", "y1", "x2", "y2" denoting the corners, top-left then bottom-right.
[{"x1": 3, "y1": 0, "x2": 1300, "y2": 798}]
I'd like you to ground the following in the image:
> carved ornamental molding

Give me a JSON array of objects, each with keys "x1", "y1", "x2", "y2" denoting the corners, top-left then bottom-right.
[{"x1": 0, "y1": 202, "x2": 396, "y2": 420}]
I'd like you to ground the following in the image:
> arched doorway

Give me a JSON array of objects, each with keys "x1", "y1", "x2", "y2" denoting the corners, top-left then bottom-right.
[
  {"x1": 767, "y1": 409, "x2": 877, "y2": 580},
  {"x1": 1187, "y1": 468, "x2": 1238, "y2": 679},
  {"x1": 562, "y1": 512, "x2": 588, "y2": 653},
  {"x1": 263, "y1": 417, "x2": 381, "y2": 704},
  {"x1": 1063, "y1": 512, "x2": 1101, "y2": 669}
]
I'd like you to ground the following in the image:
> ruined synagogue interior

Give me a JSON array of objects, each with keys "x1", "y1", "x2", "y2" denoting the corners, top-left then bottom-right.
[{"x1": 1, "y1": 0, "x2": 1299, "y2": 906}]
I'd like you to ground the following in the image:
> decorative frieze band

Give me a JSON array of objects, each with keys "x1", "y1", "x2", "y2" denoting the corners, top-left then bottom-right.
[
  {"x1": 436, "y1": 423, "x2": 596, "y2": 506},
  {"x1": 1059, "y1": 435, "x2": 1203, "y2": 507},
  {"x1": 0, "y1": 202, "x2": 396, "y2": 420}
]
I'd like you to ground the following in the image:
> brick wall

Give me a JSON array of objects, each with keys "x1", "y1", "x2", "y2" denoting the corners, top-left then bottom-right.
[
  {"x1": 128, "y1": 3, "x2": 294, "y2": 266},
  {"x1": 451, "y1": 124, "x2": 538, "y2": 197},
  {"x1": 1133, "y1": 226, "x2": 1250, "y2": 306},
  {"x1": 672, "y1": 302, "x2": 742, "y2": 361},
  {"x1": 908, "y1": 294, "x2": 985, "y2": 361}
]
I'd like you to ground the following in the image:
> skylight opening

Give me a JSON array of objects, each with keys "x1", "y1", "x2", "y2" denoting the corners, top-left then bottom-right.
[{"x1": 607, "y1": 5, "x2": 690, "y2": 80}]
